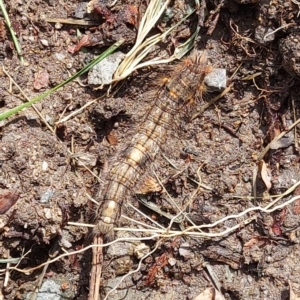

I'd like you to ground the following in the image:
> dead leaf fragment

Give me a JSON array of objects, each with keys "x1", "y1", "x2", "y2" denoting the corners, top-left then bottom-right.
[
  {"x1": 107, "y1": 132, "x2": 118, "y2": 145},
  {"x1": 259, "y1": 160, "x2": 272, "y2": 191},
  {"x1": 34, "y1": 70, "x2": 49, "y2": 90},
  {"x1": 136, "y1": 176, "x2": 162, "y2": 194},
  {"x1": 72, "y1": 35, "x2": 90, "y2": 53},
  {"x1": 243, "y1": 236, "x2": 262, "y2": 248},
  {"x1": 123, "y1": 5, "x2": 138, "y2": 25},
  {"x1": 0, "y1": 191, "x2": 20, "y2": 214},
  {"x1": 243, "y1": 236, "x2": 272, "y2": 251}
]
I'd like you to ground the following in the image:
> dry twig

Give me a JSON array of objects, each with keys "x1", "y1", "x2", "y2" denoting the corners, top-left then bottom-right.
[{"x1": 257, "y1": 116, "x2": 300, "y2": 161}]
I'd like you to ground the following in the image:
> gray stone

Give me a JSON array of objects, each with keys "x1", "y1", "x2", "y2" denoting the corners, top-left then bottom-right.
[
  {"x1": 26, "y1": 280, "x2": 62, "y2": 300},
  {"x1": 204, "y1": 68, "x2": 227, "y2": 91},
  {"x1": 255, "y1": 25, "x2": 275, "y2": 44},
  {"x1": 88, "y1": 52, "x2": 125, "y2": 86}
]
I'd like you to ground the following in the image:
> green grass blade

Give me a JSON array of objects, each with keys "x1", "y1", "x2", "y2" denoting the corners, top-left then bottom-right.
[
  {"x1": 0, "y1": 39, "x2": 124, "y2": 121},
  {"x1": 0, "y1": 0, "x2": 24, "y2": 64}
]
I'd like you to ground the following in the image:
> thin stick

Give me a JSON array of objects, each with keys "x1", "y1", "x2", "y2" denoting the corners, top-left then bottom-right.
[
  {"x1": 0, "y1": 258, "x2": 21, "y2": 264},
  {"x1": 191, "y1": 84, "x2": 233, "y2": 120},
  {"x1": 3, "y1": 263, "x2": 10, "y2": 287},
  {"x1": 89, "y1": 235, "x2": 104, "y2": 300},
  {"x1": 29, "y1": 260, "x2": 49, "y2": 300},
  {"x1": 45, "y1": 18, "x2": 99, "y2": 26},
  {"x1": 55, "y1": 97, "x2": 101, "y2": 125},
  {"x1": 263, "y1": 23, "x2": 296, "y2": 41},
  {"x1": 125, "y1": 204, "x2": 165, "y2": 229}
]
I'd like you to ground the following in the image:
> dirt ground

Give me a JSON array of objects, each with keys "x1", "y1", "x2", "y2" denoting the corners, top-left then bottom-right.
[{"x1": 1, "y1": 0, "x2": 300, "y2": 299}]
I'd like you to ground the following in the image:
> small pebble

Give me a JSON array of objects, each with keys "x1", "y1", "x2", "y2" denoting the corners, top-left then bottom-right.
[
  {"x1": 40, "y1": 189, "x2": 54, "y2": 203},
  {"x1": 42, "y1": 161, "x2": 48, "y2": 171},
  {"x1": 0, "y1": 219, "x2": 6, "y2": 229},
  {"x1": 74, "y1": 2, "x2": 88, "y2": 19},
  {"x1": 45, "y1": 114, "x2": 54, "y2": 126},
  {"x1": 134, "y1": 243, "x2": 150, "y2": 259},
  {"x1": 242, "y1": 176, "x2": 250, "y2": 182},
  {"x1": 60, "y1": 237, "x2": 72, "y2": 249},
  {"x1": 66, "y1": 62, "x2": 73, "y2": 69},
  {"x1": 44, "y1": 208, "x2": 52, "y2": 219},
  {"x1": 270, "y1": 133, "x2": 294, "y2": 150},
  {"x1": 55, "y1": 23, "x2": 63, "y2": 29},
  {"x1": 54, "y1": 52, "x2": 66, "y2": 61},
  {"x1": 168, "y1": 257, "x2": 177, "y2": 266},
  {"x1": 40, "y1": 39, "x2": 49, "y2": 47},
  {"x1": 63, "y1": 93, "x2": 73, "y2": 101},
  {"x1": 161, "y1": 7, "x2": 175, "y2": 23}
]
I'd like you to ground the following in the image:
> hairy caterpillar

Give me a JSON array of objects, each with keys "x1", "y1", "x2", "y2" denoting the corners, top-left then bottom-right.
[{"x1": 93, "y1": 51, "x2": 212, "y2": 239}]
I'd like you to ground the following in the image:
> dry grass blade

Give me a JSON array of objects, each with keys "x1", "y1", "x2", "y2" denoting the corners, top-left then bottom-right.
[
  {"x1": 125, "y1": 204, "x2": 166, "y2": 229},
  {"x1": 135, "y1": 0, "x2": 171, "y2": 46},
  {"x1": 45, "y1": 18, "x2": 99, "y2": 26},
  {"x1": 113, "y1": 0, "x2": 198, "y2": 81}
]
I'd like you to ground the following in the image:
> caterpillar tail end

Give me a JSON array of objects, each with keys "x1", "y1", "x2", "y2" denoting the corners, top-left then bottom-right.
[{"x1": 93, "y1": 220, "x2": 114, "y2": 242}]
